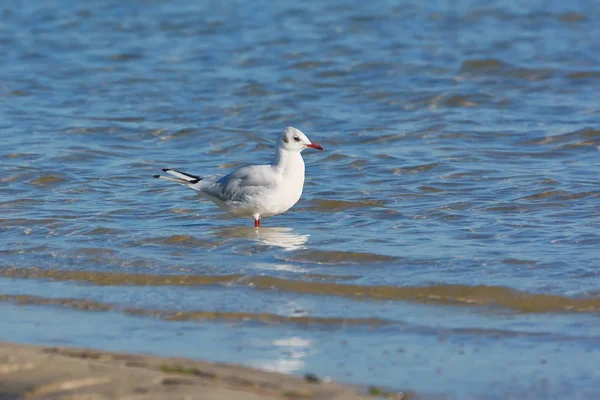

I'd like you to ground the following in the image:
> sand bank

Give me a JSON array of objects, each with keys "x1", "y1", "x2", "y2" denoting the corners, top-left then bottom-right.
[{"x1": 0, "y1": 342, "x2": 406, "y2": 399}]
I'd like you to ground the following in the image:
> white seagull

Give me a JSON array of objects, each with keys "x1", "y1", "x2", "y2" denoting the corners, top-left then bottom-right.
[{"x1": 154, "y1": 127, "x2": 324, "y2": 227}]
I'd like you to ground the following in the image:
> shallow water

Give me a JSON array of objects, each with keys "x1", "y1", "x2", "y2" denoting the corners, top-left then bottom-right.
[{"x1": 1, "y1": 0, "x2": 600, "y2": 398}]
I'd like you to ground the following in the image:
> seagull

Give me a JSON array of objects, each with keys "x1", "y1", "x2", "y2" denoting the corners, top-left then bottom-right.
[{"x1": 154, "y1": 127, "x2": 324, "y2": 227}]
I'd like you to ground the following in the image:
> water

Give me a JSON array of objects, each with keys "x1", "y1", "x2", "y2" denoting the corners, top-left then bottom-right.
[{"x1": 1, "y1": 0, "x2": 600, "y2": 398}]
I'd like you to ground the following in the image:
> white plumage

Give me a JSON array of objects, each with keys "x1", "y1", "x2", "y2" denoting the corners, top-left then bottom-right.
[{"x1": 154, "y1": 127, "x2": 324, "y2": 227}]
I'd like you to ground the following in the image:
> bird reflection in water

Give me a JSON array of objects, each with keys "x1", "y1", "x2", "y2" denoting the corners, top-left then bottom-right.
[{"x1": 213, "y1": 226, "x2": 309, "y2": 251}]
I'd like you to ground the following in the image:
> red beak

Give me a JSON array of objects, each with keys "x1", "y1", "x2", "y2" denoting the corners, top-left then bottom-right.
[{"x1": 306, "y1": 142, "x2": 324, "y2": 151}]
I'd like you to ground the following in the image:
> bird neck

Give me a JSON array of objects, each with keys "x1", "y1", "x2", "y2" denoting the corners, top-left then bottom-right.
[{"x1": 272, "y1": 147, "x2": 305, "y2": 177}]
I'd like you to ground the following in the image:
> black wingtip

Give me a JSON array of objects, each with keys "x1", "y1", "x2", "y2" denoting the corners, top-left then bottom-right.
[
  {"x1": 162, "y1": 168, "x2": 170, "y2": 172},
  {"x1": 153, "y1": 175, "x2": 161, "y2": 179}
]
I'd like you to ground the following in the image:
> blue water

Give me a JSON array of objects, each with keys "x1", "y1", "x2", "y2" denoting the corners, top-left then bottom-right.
[{"x1": 1, "y1": 1, "x2": 600, "y2": 398}]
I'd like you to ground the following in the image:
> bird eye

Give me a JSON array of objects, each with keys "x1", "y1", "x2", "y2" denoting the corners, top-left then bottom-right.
[{"x1": 293, "y1": 136, "x2": 300, "y2": 142}]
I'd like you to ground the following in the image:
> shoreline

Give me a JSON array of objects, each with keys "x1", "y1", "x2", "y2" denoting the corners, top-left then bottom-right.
[{"x1": 0, "y1": 341, "x2": 406, "y2": 400}]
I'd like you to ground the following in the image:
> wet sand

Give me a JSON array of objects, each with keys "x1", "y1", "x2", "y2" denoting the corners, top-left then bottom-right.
[{"x1": 0, "y1": 341, "x2": 400, "y2": 400}]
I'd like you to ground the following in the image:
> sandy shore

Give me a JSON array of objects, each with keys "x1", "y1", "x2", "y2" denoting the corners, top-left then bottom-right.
[{"x1": 0, "y1": 342, "x2": 405, "y2": 400}]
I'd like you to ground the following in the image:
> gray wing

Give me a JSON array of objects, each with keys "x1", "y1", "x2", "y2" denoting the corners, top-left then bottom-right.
[{"x1": 203, "y1": 165, "x2": 279, "y2": 203}]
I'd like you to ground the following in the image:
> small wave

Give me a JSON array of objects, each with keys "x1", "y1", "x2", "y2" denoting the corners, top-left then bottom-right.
[
  {"x1": 3, "y1": 267, "x2": 599, "y2": 314},
  {"x1": 0, "y1": 294, "x2": 112, "y2": 311},
  {"x1": 502, "y1": 258, "x2": 536, "y2": 265},
  {"x1": 404, "y1": 93, "x2": 497, "y2": 110},
  {"x1": 0, "y1": 267, "x2": 241, "y2": 286},
  {"x1": 137, "y1": 235, "x2": 217, "y2": 248},
  {"x1": 429, "y1": 94, "x2": 479, "y2": 108},
  {"x1": 167, "y1": 209, "x2": 196, "y2": 215},
  {"x1": 0, "y1": 294, "x2": 389, "y2": 327},
  {"x1": 136, "y1": 309, "x2": 388, "y2": 326},
  {"x1": 518, "y1": 190, "x2": 598, "y2": 201},
  {"x1": 70, "y1": 248, "x2": 118, "y2": 257},
  {"x1": 108, "y1": 52, "x2": 144, "y2": 62},
  {"x1": 0, "y1": 198, "x2": 45, "y2": 208},
  {"x1": 518, "y1": 190, "x2": 567, "y2": 200},
  {"x1": 306, "y1": 199, "x2": 386, "y2": 212},
  {"x1": 505, "y1": 67, "x2": 554, "y2": 81},
  {"x1": 0, "y1": 218, "x2": 62, "y2": 227},
  {"x1": 84, "y1": 227, "x2": 123, "y2": 236},
  {"x1": 316, "y1": 70, "x2": 350, "y2": 78},
  {"x1": 558, "y1": 12, "x2": 587, "y2": 22},
  {"x1": 393, "y1": 163, "x2": 440, "y2": 175},
  {"x1": 29, "y1": 175, "x2": 66, "y2": 186},
  {"x1": 153, "y1": 128, "x2": 198, "y2": 141},
  {"x1": 243, "y1": 277, "x2": 600, "y2": 314},
  {"x1": 523, "y1": 127, "x2": 600, "y2": 147},
  {"x1": 460, "y1": 58, "x2": 508, "y2": 72},
  {"x1": 460, "y1": 59, "x2": 557, "y2": 82},
  {"x1": 207, "y1": 142, "x2": 246, "y2": 155},
  {"x1": 359, "y1": 133, "x2": 409, "y2": 144},
  {"x1": 289, "y1": 61, "x2": 334, "y2": 70},
  {"x1": 419, "y1": 186, "x2": 445, "y2": 193},
  {"x1": 566, "y1": 71, "x2": 600, "y2": 80},
  {"x1": 321, "y1": 153, "x2": 351, "y2": 162},
  {"x1": 3, "y1": 153, "x2": 39, "y2": 159},
  {"x1": 281, "y1": 250, "x2": 398, "y2": 264}
]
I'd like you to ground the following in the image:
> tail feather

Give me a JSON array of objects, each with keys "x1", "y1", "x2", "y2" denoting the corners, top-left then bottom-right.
[
  {"x1": 154, "y1": 174, "x2": 188, "y2": 184},
  {"x1": 162, "y1": 169, "x2": 202, "y2": 183},
  {"x1": 154, "y1": 169, "x2": 202, "y2": 185}
]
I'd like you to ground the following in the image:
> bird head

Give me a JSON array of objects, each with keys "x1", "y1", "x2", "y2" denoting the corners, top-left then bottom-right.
[{"x1": 279, "y1": 127, "x2": 324, "y2": 152}]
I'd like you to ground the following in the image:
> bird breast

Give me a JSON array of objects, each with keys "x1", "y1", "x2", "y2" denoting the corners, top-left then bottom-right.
[
  {"x1": 265, "y1": 157, "x2": 305, "y2": 215},
  {"x1": 276, "y1": 173, "x2": 304, "y2": 209}
]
